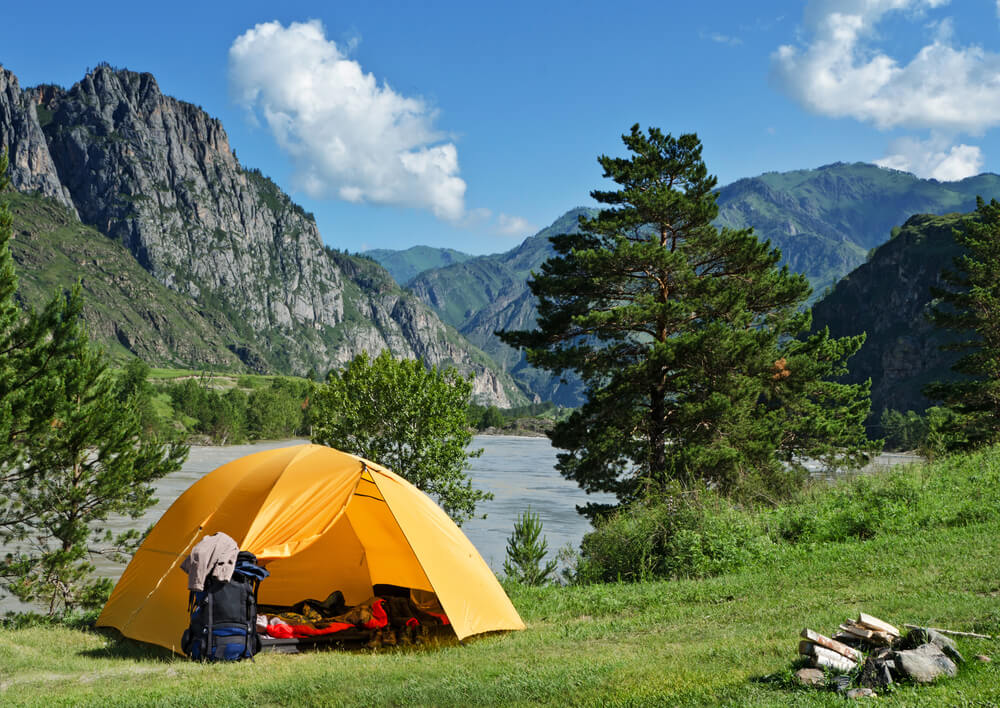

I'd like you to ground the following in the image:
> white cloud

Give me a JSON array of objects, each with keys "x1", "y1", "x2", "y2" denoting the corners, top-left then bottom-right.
[
  {"x1": 496, "y1": 214, "x2": 537, "y2": 238},
  {"x1": 229, "y1": 20, "x2": 467, "y2": 222},
  {"x1": 772, "y1": 1, "x2": 1000, "y2": 134},
  {"x1": 875, "y1": 135, "x2": 983, "y2": 180}
]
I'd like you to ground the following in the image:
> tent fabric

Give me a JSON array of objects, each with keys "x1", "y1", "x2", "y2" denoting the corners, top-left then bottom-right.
[{"x1": 97, "y1": 444, "x2": 524, "y2": 651}]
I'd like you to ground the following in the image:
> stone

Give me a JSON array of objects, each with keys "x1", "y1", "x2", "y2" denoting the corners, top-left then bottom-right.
[
  {"x1": 793, "y1": 668, "x2": 825, "y2": 688},
  {"x1": 893, "y1": 643, "x2": 958, "y2": 683},
  {"x1": 846, "y1": 687, "x2": 877, "y2": 699},
  {"x1": 859, "y1": 654, "x2": 894, "y2": 688},
  {"x1": 833, "y1": 675, "x2": 853, "y2": 693},
  {"x1": 908, "y1": 627, "x2": 965, "y2": 664},
  {"x1": 975, "y1": 655, "x2": 991, "y2": 663}
]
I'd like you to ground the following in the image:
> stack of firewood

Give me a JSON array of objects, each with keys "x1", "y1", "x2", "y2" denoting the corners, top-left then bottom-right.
[
  {"x1": 834, "y1": 613, "x2": 900, "y2": 648},
  {"x1": 799, "y1": 613, "x2": 901, "y2": 672}
]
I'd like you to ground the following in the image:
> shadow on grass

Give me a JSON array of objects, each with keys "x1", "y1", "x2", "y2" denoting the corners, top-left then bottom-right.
[{"x1": 77, "y1": 627, "x2": 178, "y2": 662}]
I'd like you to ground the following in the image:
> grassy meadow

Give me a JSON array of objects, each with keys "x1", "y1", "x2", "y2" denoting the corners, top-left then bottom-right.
[{"x1": 3, "y1": 451, "x2": 1000, "y2": 706}]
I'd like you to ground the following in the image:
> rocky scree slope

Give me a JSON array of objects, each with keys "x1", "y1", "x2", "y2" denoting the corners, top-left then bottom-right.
[{"x1": 0, "y1": 64, "x2": 521, "y2": 406}]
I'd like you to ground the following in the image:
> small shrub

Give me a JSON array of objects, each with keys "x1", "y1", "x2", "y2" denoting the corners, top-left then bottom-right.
[{"x1": 503, "y1": 507, "x2": 558, "y2": 586}]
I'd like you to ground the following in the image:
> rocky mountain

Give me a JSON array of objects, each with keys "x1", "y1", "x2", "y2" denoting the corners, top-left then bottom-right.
[
  {"x1": 810, "y1": 212, "x2": 966, "y2": 421},
  {"x1": 0, "y1": 64, "x2": 524, "y2": 406}
]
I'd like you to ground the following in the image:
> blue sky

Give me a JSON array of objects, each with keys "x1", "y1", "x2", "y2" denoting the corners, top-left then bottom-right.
[{"x1": 5, "y1": 1, "x2": 1000, "y2": 254}]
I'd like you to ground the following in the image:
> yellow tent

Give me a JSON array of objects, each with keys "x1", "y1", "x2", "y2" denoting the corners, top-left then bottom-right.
[{"x1": 97, "y1": 444, "x2": 524, "y2": 651}]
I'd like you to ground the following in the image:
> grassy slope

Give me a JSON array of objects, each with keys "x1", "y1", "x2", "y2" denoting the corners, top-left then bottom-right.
[
  {"x1": 3, "y1": 452, "x2": 1000, "y2": 705},
  {"x1": 7, "y1": 191, "x2": 244, "y2": 369},
  {"x1": 364, "y1": 245, "x2": 475, "y2": 286}
]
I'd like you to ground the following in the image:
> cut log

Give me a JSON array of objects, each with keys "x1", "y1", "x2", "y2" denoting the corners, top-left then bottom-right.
[
  {"x1": 799, "y1": 641, "x2": 858, "y2": 673},
  {"x1": 857, "y1": 613, "x2": 900, "y2": 637},
  {"x1": 800, "y1": 628, "x2": 864, "y2": 662},
  {"x1": 839, "y1": 623, "x2": 875, "y2": 640},
  {"x1": 904, "y1": 624, "x2": 993, "y2": 640}
]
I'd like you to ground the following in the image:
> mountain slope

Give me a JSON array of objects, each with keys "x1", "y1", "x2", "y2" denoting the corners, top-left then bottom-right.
[
  {"x1": 406, "y1": 208, "x2": 594, "y2": 404},
  {"x1": 0, "y1": 64, "x2": 524, "y2": 406},
  {"x1": 8, "y1": 190, "x2": 244, "y2": 367},
  {"x1": 716, "y1": 162, "x2": 1000, "y2": 295},
  {"x1": 810, "y1": 212, "x2": 966, "y2": 420},
  {"x1": 364, "y1": 245, "x2": 474, "y2": 286}
]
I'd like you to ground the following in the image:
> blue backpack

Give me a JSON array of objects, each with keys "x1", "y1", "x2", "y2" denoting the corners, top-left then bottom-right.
[{"x1": 181, "y1": 551, "x2": 269, "y2": 661}]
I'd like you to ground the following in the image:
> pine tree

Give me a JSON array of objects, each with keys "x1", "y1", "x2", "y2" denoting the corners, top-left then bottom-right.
[
  {"x1": 503, "y1": 507, "x2": 557, "y2": 586},
  {"x1": 924, "y1": 197, "x2": 1000, "y2": 450},
  {"x1": 0, "y1": 151, "x2": 188, "y2": 612},
  {"x1": 501, "y1": 126, "x2": 873, "y2": 516}
]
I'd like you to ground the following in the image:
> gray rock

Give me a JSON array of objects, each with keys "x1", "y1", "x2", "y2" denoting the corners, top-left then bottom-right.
[
  {"x1": 793, "y1": 668, "x2": 825, "y2": 688},
  {"x1": 893, "y1": 643, "x2": 958, "y2": 683},
  {"x1": 908, "y1": 627, "x2": 965, "y2": 664}
]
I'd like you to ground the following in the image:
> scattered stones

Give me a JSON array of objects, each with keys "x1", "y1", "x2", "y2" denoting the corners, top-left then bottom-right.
[
  {"x1": 893, "y1": 643, "x2": 958, "y2": 683},
  {"x1": 833, "y1": 674, "x2": 853, "y2": 693},
  {"x1": 793, "y1": 668, "x2": 825, "y2": 688}
]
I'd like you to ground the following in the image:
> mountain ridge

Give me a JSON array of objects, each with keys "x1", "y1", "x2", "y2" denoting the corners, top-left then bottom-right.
[{"x1": 0, "y1": 63, "x2": 524, "y2": 406}]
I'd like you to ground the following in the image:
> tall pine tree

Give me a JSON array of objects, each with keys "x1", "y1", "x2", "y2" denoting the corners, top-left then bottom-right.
[
  {"x1": 501, "y1": 126, "x2": 873, "y2": 516},
  {"x1": 924, "y1": 197, "x2": 1000, "y2": 450}
]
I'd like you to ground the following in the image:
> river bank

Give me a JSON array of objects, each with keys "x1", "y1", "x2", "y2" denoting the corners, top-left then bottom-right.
[{"x1": 1, "y1": 445, "x2": 997, "y2": 706}]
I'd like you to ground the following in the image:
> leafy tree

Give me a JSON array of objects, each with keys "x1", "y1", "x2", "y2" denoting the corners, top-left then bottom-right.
[
  {"x1": 246, "y1": 385, "x2": 303, "y2": 440},
  {"x1": 501, "y1": 126, "x2": 873, "y2": 516},
  {"x1": 503, "y1": 507, "x2": 557, "y2": 586},
  {"x1": 0, "y1": 152, "x2": 188, "y2": 612},
  {"x1": 311, "y1": 351, "x2": 491, "y2": 525},
  {"x1": 924, "y1": 197, "x2": 1000, "y2": 450}
]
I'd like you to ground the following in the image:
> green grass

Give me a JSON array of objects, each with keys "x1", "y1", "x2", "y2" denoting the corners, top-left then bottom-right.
[{"x1": 3, "y1": 453, "x2": 1000, "y2": 705}]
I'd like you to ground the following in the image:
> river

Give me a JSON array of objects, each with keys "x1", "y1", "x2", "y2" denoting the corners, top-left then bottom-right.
[{"x1": 0, "y1": 438, "x2": 919, "y2": 613}]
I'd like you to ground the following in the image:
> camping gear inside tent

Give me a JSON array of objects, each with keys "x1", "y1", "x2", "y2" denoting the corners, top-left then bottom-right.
[{"x1": 97, "y1": 444, "x2": 524, "y2": 652}]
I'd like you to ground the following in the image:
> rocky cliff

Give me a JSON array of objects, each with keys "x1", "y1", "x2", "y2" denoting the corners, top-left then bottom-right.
[
  {"x1": 810, "y1": 212, "x2": 966, "y2": 420},
  {"x1": 0, "y1": 64, "x2": 522, "y2": 406}
]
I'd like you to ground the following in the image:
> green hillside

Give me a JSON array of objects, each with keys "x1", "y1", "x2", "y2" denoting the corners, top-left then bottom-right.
[
  {"x1": 8, "y1": 191, "x2": 245, "y2": 369},
  {"x1": 717, "y1": 163, "x2": 1000, "y2": 295}
]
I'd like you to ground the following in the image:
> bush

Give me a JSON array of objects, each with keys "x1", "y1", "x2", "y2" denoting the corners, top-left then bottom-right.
[
  {"x1": 570, "y1": 446, "x2": 1000, "y2": 585},
  {"x1": 573, "y1": 484, "x2": 770, "y2": 584}
]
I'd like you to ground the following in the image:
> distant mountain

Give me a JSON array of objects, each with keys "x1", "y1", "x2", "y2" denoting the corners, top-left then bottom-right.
[
  {"x1": 716, "y1": 163, "x2": 1000, "y2": 296},
  {"x1": 810, "y1": 212, "x2": 966, "y2": 421},
  {"x1": 393, "y1": 164, "x2": 1000, "y2": 405},
  {"x1": 365, "y1": 245, "x2": 474, "y2": 286},
  {"x1": 0, "y1": 64, "x2": 525, "y2": 406},
  {"x1": 407, "y1": 208, "x2": 595, "y2": 405}
]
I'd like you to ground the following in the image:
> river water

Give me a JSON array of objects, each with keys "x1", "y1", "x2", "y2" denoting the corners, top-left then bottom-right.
[{"x1": 0, "y1": 438, "x2": 919, "y2": 613}]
